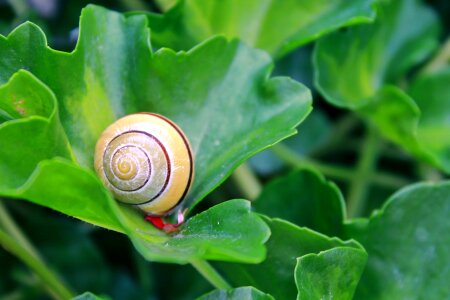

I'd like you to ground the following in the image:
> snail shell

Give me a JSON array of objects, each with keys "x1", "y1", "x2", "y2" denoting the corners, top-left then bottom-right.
[{"x1": 94, "y1": 113, "x2": 194, "y2": 216}]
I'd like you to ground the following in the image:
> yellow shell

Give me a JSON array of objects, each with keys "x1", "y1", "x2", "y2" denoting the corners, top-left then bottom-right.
[{"x1": 94, "y1": 113, "x2": 194, "y2": 215}]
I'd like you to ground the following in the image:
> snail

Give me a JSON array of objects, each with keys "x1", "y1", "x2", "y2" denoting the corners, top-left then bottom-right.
[{"x1": 94, "y1": 113, "x2": 194, "y2": 216}]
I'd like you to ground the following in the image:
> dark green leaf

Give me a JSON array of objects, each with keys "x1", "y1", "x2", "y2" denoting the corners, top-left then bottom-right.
[
  {"x1": 295, "y1": 247, "x2": 367, "y2": 300},
  {"x1": 144, "y1": 0, "x2": 377, "y2": 58},
  {"x1": 315, "y1": 0, "x2": 440, "y2": 109},
  {"x1": 346, "y1": 182, "x2": 450, "y2": 299},
  {"x1": 197, "y1": 287, "x2": 274, "y2": 300},
  {"x1": 5, "y1": 158, "x2": 270, "y2": 263},
  {"x1": 217, "y1": 217, "x2": 363, "y2": 300},
  {"x1": 254, "y1": 168, "x2": 345, "y2": 236}
]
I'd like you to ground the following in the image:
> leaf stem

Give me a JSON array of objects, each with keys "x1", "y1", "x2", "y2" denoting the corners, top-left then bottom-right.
[
  {"x1": 0, "y1": 202, "x2": 41, "y2": 260},
  {"x1": 190, "y1": 259, "x2": 231, "y2": 290},
  {"x1": 347, "y1": 127, "x2": 380, "y2": 218},
  {"x1": 0, "y1": 227, "x2": 74, "y2": 300},
  {"x1": 231, "y1": 163, "x2": 262, "y2": 200},
  {"x1": 419, "y1": 36, "x2": 450, "y2": 75},
  {"x1": 0, "y1": 201, "x2": 74, "y2": 300},
  {"x1": 271, "y1": 144, "x2": 409, "y2": 189}
]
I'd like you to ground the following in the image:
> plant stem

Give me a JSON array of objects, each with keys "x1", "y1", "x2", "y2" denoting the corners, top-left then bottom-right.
[
  {"x1": 347, "y1": 128, "x2": 380, "y2": 218},
  {"x1": 0, "y1": 227, "x2": 74, "y2": 300},
  {"x1": 190, "y1": 259, "x2": 231, "y2": 290},
  {"x1": 231, "y1": 163, "x2": 262, "y2": 200},
  {"x1": 310, "y1": 114, "x2": 359, "y2": 158},
  {"x1": 419, "y1": 36, "x2": 450, "y2": 75},
  {"x1": 0, "y1": 202, "x2": 41, "y2": 260},
  {"x1": 271, "y1": 144, "x2": 409, "y2": 189}
]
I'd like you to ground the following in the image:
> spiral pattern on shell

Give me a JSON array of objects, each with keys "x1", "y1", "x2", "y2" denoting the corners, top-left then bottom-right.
[{"x1": 94, "y1": 113, "x2": 194, "y2": 215}]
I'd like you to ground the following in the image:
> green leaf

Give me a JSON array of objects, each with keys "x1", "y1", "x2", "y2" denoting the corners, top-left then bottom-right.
[
  {"x1": 144, "y1": 0, "x2": 377, "y2": 58},
  {"x1": 197, "y1": 287, "x2": 275, "y2": 300},
  {"x1": 346, "y1": 182, "x2": 450, "y2": 299},
  {"x1": 295, "y1": 247, "x2": 367, "y2": 300},
  {"x1": 0, "y1": 5, "x2": 306, "y2": 263},
  {"x1": 217, "y1": 218, "x2": 363, "y2": 300},
  {"x1": 0, "y1": 5, "x2": 311, "y2": 211},
  {"x1": 254, "y1": 169, "x2": 345, "y2": 237},
  {"x1": 315, "y1": 0, "x2": 440, "y2": 109}
]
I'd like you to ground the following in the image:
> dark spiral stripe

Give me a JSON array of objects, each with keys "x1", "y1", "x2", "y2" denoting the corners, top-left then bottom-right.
[
  {"x1": 108, "y1": 145, "x2": 151, "y2": 192},
  {"x1": 104, "y1": 130, "x2": 172, "y2": 205}
]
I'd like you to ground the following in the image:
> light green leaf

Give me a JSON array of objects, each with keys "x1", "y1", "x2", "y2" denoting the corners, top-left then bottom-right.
[
  {"x1": 295, "y1": 247, "x2": 367, "y2": 300},
  {"x1": 197, "y1": 287, "x2": 274, "y2": 300},
  {"x1": 254, "y1": 168, "x2": 345, "y2": 237},
  {"x1": 0, "y1": 70, "x2": 74, "y2": 191},
  {"x1": 217, "y1": 218, "x2": 363, "y2": 300},
  {"x1": 346, "y1": 182, "x2": 450, "y2": 299},
  {"x1": 315, "y1": 0, "x2": 440, "y2": 109},
  {"x1": 144, "y1": 0, "x2": 377, "y2": 58}
]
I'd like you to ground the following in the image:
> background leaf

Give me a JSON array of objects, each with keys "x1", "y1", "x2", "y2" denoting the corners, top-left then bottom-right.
[
  {"x1": 254, "y1": 168, "x2": 345, "y2": 237},
  {"x1": 315, "y1": 0, "x2": 440, "y2": 109},
  {"x1": 295, "y1": 247, "x2": 367, "y2": 300},
  {"x1": 346, "y1": 182, "x2": 450, "y2": 299},
  {"x1": 144, "y1": 0, "x2": 377, "y2": 58}
]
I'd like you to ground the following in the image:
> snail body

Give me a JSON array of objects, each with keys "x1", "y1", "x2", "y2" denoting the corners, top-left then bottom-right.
[{"x1": 94, "y1": 113, "x2": 194, "y2": 216}]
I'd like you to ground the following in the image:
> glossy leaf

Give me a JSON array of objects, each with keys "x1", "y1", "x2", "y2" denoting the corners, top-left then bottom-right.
[
  {"x1": 198, "y1": 287, "x2": 274, "y2": 300},
  {"x1": 346, "y1": 182, "x2": 450, "y2": 299},
  {"x1": 144, "y1": 0, "x2": 377, "y2": 58},
  {"x1": 254, "y1": 168, "x2": 345, "y2": 236},
  {"x1": 0, "y1": 5, "x2": 311, "y2": 211},
  {"x1": 315, "y1": 0, "x2": 440, "y2": 108},
  {"x1": 295, "y1": 247, "x2": 367, "y2": 300},
  {"x1": 217, "y1": 218, "x2": 363, "y2": 300}
]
